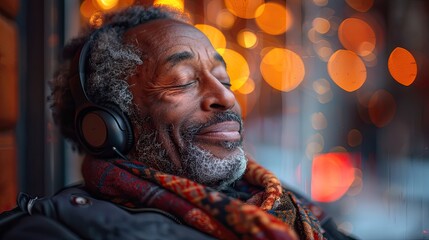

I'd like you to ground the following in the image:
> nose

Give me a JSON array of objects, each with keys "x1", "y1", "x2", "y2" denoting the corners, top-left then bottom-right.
[{"x1": 201, "y1": 77, "x2": 236, "y2": 111}]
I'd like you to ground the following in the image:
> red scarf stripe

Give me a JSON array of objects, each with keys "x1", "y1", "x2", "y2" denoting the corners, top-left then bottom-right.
[
  {"x1": 151, "y1": 171, "x2": 296, "y2": 239},
  {"x1": 82, "y1": 156, "x2": 325, "y2": 240},
  {"x1": 83, "y1": 158, "x2": 237, "y2": 239},
  {"x1": 157, "y1": 174, "x2": 207, "y2": 203}
]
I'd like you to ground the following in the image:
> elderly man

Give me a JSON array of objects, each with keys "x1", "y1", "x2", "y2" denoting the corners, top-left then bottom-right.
[{"x1": 0, "y1": 5, "x2": 354, "y2": 240}]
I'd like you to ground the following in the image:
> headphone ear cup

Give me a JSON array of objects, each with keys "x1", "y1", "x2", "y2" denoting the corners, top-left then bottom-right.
[{"x1": 75, "y1": 102, "x2": 134, "y2": 158}]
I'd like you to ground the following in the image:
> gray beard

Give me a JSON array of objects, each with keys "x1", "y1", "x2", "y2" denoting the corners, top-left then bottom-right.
[{"x1": 133, "y1": 113, "x2": 247, "y2": 190}]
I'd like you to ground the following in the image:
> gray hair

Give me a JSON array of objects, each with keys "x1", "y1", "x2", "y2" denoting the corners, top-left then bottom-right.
[{"x1": 49, "y1": 5, "x2": 188, "y2": 151}]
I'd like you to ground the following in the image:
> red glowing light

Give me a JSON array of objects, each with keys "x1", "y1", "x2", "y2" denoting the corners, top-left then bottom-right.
[{"x1": 311, "y1": 152, "x2": 356, "y2": 202}]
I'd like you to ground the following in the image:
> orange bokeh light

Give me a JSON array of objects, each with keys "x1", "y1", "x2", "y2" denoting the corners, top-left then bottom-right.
[
  {"x1": 80, "y1": 0, "x2": 98, "y2": 18},
  {"x1": 327, "y1": 49, "x2": 367, "y2": 92},
  {"x1": 194, "y1": 24, "x2": 226, "y2": 51},
  {"x1": 234, "y1": 88, "x2": 258, "y2": 118},
  {"x1": 368, "y1": 89, "x2": 396, "y2": 128},
  {"x1": 311, "y1": 153, "x2": 355, "y2": 202},
  {"x1": 346, "y1": 0, "x2": 374, "y2": 12},
  {"x1": 307, "y1": 28, "x2": 323, "y2": 44},
  {"x1": 95, "y1": 0, "x2": 119, "y2": 10},
  {"x1": 218, "y1": 48, "x2": 249, "y2": 91},
  {"x1": 237, "y1": 30, "x2": 258, "y2": 49},
  {"x1": 153, "y1": 0, "x2": 184, "y2": 11},
  {"x1": 313, "y1": 17, "x2": 330, "y2": 34},
  {"x1": 314, "y1": 39, "x2": 333, "y2": 62},
  {"x1": 81, "y1": 0, "x2": 134, "y2": 20},
  {"x1": 224, "y1": 0, "x2": 264, "y2": 19},
  {"x1": 260, "y1": 48, "x2": 305, "y2": 92},
  {"x1": 216, "y1": 9, "x2": 236, "y2": 29},
  {"x1": 388, "y1": 47, "x2": 418, "y2": 86},
  {"x1": 255, "y1": 2, "x2": 292, "y2": 35},
  {"x1": 338, "y1": 18, "x2": 376, "y2": 56},
  {"x1": 236, "y1": 78, "x2": 255, "y2": 95}
]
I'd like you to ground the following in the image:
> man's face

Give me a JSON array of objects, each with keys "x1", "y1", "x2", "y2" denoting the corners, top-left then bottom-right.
[{"x1": 124, "y1": 19, "x2": 246, "y2": 189}]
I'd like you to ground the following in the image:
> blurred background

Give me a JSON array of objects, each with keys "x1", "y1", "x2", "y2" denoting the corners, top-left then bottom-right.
[{"x1": 0, "y1": 0, "x2": 428, "y2": 239}]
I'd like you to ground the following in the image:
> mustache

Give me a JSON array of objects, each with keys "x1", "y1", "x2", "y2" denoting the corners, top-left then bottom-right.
[{"x1": 182, "y1": 110, "x2": 243, "y2": 140}]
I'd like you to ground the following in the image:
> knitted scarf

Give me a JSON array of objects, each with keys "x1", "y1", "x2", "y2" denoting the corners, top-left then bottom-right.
[{"x1": 82, "y1": 155, "x2": 326, "y2": 240}]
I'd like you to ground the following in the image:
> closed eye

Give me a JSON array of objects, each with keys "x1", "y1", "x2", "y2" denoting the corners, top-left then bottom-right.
[
  {"x1": 222, "y1": 82, "x2": 232, "y2": 88},
  {"x1": 170, "y1": 81, "x2": 197, "y2": 89}
]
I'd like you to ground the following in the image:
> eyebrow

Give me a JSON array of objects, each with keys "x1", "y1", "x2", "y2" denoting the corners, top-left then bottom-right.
[
  {"x1": 166, "y1": 51, "x2": 194, "y2": 67},
  {"x1": 214, "y1": 52, "x2": 227, "y2": 69},
  {"x1": 165, "y1": 51, "x2": 227, "y2": 68}
]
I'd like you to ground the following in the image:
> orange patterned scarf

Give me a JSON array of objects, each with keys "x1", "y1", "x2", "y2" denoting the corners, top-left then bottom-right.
[{"x1": 82, "y1": 155, "x2": 325, "y2": 240}]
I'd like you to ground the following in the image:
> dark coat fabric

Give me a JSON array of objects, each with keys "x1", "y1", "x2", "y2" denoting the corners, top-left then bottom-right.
[
  {"x1": 0, "y1": 186, "x2": 356, "y2": 240},
  {"x1": 0, "y1": 186, "x2": 215, "y2": 240}
]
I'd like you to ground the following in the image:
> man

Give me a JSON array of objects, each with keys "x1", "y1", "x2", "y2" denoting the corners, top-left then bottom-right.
[{"x1": 0, "y1": 5, "x2": 354, "y2": 240}]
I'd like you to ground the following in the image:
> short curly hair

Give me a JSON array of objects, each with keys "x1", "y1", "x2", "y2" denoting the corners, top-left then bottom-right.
[{"x1": 49, "y1": 5, "x2": 188, "y2": 151}]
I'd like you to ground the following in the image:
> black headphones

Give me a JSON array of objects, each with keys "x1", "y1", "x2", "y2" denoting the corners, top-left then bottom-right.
[{"x1": 69, "y1": 39, "x2": 134, "y2": 159}]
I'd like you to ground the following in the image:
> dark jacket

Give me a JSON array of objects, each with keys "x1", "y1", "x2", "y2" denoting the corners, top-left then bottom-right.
[
  {"x1": 0, "y1": 186, "x2": 355, "y2": 239},
  {"x1": 0, "y1": 186, "x2": 215, "y2": 240}
]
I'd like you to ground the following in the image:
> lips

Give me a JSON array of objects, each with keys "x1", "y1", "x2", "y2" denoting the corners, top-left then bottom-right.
[{"x1": 195, "y1": 121, "x2": 241, "y2": 142}]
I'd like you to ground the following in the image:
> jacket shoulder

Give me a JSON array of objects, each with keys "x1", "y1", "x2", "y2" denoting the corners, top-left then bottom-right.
[{"x1": 0, "y1": 186, "x2": 215, "y2": 240}]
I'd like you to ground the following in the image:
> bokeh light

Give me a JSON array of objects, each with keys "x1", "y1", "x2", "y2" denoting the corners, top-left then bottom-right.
[
  {"x1": 307, "y1": 28, "x2": 323, "y2": 44},
  {"x1": 313, "y1": 0, "x2": 328, "y2": 7},
  {"x1": 327, "y1": 49, "x2": 367, "y2": 92},
  {"x1": 306, "y1": 133, "x2": 325, "y2": 159},
  {"x1": 318, "y1": 89, "x2": 333, "y2": 104},
  {"x1": 330, "y1": 146, "x2": 348, "y2": 152},
  {"x1": 388, "y1": 47, "x2": 418, "y2": 86},
  {"x1": 314, "y1": 39, "x2": 333, "y2": 62},
  {"x1": 311, "y1": 153, "x2": 355, "y2": 202},
  {"x1": 362, "y1": 52, "x2": 378, "y2": 67},
  {"x1": 260, "y1": 48, "x2": 305, "y2": 92},
  {"x1": 206, "y1": 1, "x2": 224, "y2": 25},
  {"x1": 236, "y1": 78, "x2": 255, "y2": 95},
  {"x1": 313, "y1": 78, "x2": 331, "y2": 95},
  {"x1": 338, "y1": 18, "x2": 376, "y2": 56},
  {"x1": 347, "y1": 168, "x2": 363, "y2": 196},
  {"x1": 311, "y1": 112, "x2": 328, "y2": 130},
  {"x1": 95, "y1": 0, "x2": 118, "y2": 10},
  {"x1": 81, "y1": 0, "x2": 134, "y2": 20},
  {"x1": 194, "y1": 24, "x2": 226, "y2": 51},
  {"x1": 255, "y1": 3, "x2": 292, "y2": 35},
  {"x1": 313, "y1": 17, "x2": 330, "y2": 34},
  {"x1": 153, "y1": 0, "x2": 184, "y2": 11},
  {"x1": 313, "y1": 78, "x2": 333, "y2": 104},
  {"x1": 80, "y1": 0, "x2": 98, "y2": 18},
  {"x1": 218, "y1": 48, "x2": 249, "y2": 91},
  {"x1": 237, "y1": 30, "x2": 258, "y2": 49},
  {"x1": 216, "y1": 9, "x2": 236, "y2": 29},
  {"x1": 234, "y1": 82, "x2": 259, "y2": 118},
  {"x1": 368, "y1": 89, "x2": 396, "y2": 127},
  {"x1": 347, "y1": 129, "x2": 362, "y2": 147},
  {"x1": 224, "y1": 0, "x2": 264, "y2": 19},
  {"x1": 345, "y1": 0, "x2": 374, "y2": 12}
]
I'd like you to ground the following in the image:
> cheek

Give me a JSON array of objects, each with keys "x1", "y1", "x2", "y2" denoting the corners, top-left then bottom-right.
[{"x1": 148, "y1": 98, "x2": 194, "y2": 127}]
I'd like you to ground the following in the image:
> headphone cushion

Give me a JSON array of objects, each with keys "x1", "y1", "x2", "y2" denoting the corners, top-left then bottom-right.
[{"x1": 76, "y1": 102, "x2": 134, "y2": 158}]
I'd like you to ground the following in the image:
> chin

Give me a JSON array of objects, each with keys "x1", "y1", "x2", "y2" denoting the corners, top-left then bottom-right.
[{"x1": 181, "y1": 144, "x2": 247, "y2": 190}]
